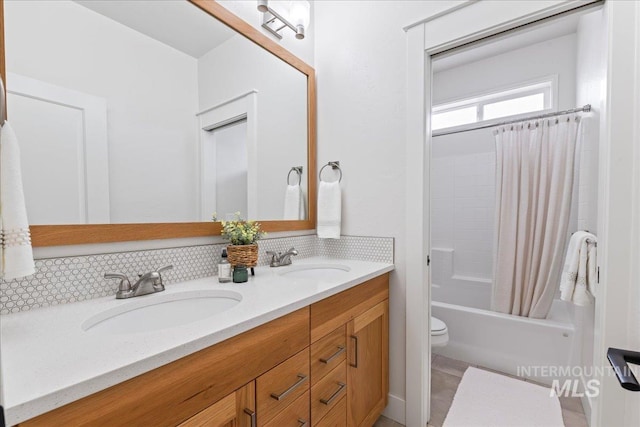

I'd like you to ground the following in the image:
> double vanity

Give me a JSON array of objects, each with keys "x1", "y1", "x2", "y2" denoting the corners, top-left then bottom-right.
[
  {"x1": 0, "y1": 1, "x2": 392, "y2": 425},
  {"x1": 1, "y1": 258, "x2": 394, "y2": 426}
]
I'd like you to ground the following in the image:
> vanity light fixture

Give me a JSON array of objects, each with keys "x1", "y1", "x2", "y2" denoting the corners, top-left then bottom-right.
[{"x1": 257, "y1": 0, "x2": 310, "y2": 40}]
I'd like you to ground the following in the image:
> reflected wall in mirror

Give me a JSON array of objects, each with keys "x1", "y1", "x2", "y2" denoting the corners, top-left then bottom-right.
[{"x1": 4, "y1": 0, "x2": 309, "y2": 227}]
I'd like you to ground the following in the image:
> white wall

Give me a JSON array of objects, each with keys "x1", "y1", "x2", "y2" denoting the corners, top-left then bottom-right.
[
  {"x1": 5, "y1": 1, "x2": 199, "y2": 223},
  {"x1": 314, "y1": 1, "x2": 469, "y2": 421},
  {"x1": 198, "y1": 34, "x2": 308, "y2": 220},
  {"x1": 433, "y1": 33, "x2": 577, "y2": 109}
]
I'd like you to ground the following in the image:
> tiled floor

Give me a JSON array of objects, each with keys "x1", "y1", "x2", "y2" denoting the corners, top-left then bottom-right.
[
  {"x1": 374, "y1": 355, "x2": 590, "y2": 427},
  {"x1": 374, "y1": 415, "x2": 405, "y2": 427}
]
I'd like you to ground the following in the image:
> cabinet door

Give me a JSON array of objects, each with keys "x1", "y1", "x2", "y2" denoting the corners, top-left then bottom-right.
[
  {"x1": 346, "y1": 301, "x2": 389, "y2": 427},
  {"x1": 179, "y1": 381, "x2": 256, "y2": 427}
]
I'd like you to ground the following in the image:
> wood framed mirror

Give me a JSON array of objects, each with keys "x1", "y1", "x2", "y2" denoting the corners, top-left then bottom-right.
[{"x1": 0, "y1": 0, "x2": 316, "y2": 247}]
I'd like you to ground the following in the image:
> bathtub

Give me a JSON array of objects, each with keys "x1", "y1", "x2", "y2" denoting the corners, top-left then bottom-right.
[{"x1": 432, "y1": 298, "x2": 578, "y2": 385}]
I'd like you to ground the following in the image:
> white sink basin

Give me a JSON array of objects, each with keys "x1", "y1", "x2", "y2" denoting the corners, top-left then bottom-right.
[
  {"x1": 82, "y1": 290, "x2": 242, "y2": 335},
  {"x1": 279, "y1": 264, "x2": 351, "y2": 280}
]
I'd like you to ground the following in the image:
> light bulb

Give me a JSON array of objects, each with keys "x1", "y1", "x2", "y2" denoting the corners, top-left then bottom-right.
[{"x1": 289, "y1": 0, "x2": 310, "y2": 29}]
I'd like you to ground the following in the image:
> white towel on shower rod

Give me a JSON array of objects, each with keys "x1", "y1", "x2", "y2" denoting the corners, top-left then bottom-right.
[
  {"x1": 1, "y1": 121, "x2": 36, "y2": 280},
  {"x1": 560, "y1": 231, "x2": 597, "y2": 306}
]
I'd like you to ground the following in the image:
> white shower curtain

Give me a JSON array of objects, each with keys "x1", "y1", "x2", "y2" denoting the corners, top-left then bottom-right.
[{"x1": 491, "y1": 115, "x2": 581, "y2": 319}]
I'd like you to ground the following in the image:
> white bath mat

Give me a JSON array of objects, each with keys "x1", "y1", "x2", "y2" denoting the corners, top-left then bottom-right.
[{"x1": 442, "y1": 367, "x2": 564, "y2": 427}]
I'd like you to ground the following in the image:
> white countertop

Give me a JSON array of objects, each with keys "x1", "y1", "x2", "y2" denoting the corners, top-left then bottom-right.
[{"x1": 0, "y1": 257, "x2": 394, "y2": 426}]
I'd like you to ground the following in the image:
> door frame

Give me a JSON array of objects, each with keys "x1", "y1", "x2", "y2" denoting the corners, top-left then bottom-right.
[
  {"x1": 197, "y1": 90, "x2": 259, "y2": 220},
  {"x1": 7, "y1": 72, "x2": 110, "y2": 224},
  {"x1": 405, "y1": 1, "x2": 639, "y2": 426}
]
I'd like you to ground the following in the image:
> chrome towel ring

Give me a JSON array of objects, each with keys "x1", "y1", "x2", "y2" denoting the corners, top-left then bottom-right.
[
  {"x1": 319, "y1": 161, "x2": 342, "y2": 183},
  {"x1": 287, "y1": 166, "x2": 303, "y2": 185}
]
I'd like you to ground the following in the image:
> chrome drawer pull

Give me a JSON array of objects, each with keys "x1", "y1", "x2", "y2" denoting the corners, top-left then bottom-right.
[
  {"x1": 319, "y1": 346, "x2": 345, "y2": 364},
  {"x1": 270, "y1": 374, "x2": 308, "y2": 401},
  {"x1": 320, "y1": 382, "x2": 346, "y2": 405},
  {"x1": 244, "y1": 408, "x2": 256, "y2": 427},
  {"x1": 298, "y1": 419, "x2": 308, "y2": 427}
]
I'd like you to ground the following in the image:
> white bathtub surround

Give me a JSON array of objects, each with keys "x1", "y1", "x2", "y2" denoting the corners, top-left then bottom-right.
[
  {"x1": 432, "y1": 300, "x2": 578, "y2": 386},
  {"x1": 492, "y1": 117, "x2": 581, "y2": 319},
  {"x1": 442, "y1": 367, "x2": 564, "y2": 427},
  {"x1": 317, "y1": 180, "x2": 341, "y2": 239},
  {"x1": 0, "y1": 121, "x2": 35, "y2": 280},
  {"x1": 560, "y1": 231, "x2": 597, "y2": 306},
  {"x1": 283, "y1": 183, "x2": 303, "y2": 220},
  {"x1": 0, "y1": 257, "x2": 394, "y2": 425}
]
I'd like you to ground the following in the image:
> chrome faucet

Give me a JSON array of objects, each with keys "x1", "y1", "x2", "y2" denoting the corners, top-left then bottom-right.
[
  {"x1": 105, "y1": 265, "x2": 173, "y2": 299},
  {"x1": 266, "y1": 248, "x2": 298, "y2": 267}
]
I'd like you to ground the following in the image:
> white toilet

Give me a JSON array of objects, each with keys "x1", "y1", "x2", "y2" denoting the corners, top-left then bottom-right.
[{"x1": 431, "y1": 316, "x2": 449, "y2": 347}]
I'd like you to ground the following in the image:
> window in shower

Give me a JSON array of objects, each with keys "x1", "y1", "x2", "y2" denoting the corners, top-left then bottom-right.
[{"x1": 431, "y1": 77, "x2": 555, "y2": 131}]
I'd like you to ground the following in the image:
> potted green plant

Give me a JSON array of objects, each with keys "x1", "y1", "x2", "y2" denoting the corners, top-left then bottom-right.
[{"x1": 214, "y1": 212, "x2": 265, "y2": 268}]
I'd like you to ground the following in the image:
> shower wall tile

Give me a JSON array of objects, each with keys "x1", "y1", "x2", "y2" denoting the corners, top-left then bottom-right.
[
  {"x1": 432, "y1": 149, "x2": 496, "y2": 281},
  {"x1": 0, "y1": 234, "x2": 393, "y2": 315}
]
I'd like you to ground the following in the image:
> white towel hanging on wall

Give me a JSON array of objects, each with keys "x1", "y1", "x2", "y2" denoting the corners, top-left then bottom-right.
[
  {"x1": 1, "y1": 120, "x2": 36, "y2": 280},
  {"x1": 284, "y1": 184, "x2": 303, "y2": 220},
  {"x1": 317, "y1": 180, "x2": 341, "y2": 239}
]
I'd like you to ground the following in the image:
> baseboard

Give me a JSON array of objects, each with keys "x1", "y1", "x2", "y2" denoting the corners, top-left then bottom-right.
[
  {"x1": 382, "y1": 393, "x2": 406, "y2": 425},
  {"x1": 579, "y1": 375, "x2": 593, "y2": 425}
]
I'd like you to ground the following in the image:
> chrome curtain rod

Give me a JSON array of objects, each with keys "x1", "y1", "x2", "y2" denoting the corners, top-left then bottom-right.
[{"x1": 433, "y1": 104, "x2": 591, "y2": 137}]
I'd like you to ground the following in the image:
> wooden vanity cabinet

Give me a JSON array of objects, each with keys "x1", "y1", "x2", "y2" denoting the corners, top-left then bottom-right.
[
  {"x1": 179, "y1": 382, "x2": 256, "y2": 427},
  {"x1": 346, "y1": 301, "x2": 389, "y2": 427},
  {"x1": 18, "y1": 308, "x2": 309, "y2": 427},
  {"x1": 310, "y1": 274, "x2": 389, "y2": 427},
  {"x1": 16, "y1": 274, "x2": 389, "y2": 427}
]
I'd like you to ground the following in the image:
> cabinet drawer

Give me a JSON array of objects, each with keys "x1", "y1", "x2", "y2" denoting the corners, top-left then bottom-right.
[
  {"x1": 178, "y1": 391, "x2": 236, "y2": 427},
  {"x1": 178, "y1": 382, "x2": 255, "y2": 427},
  {"x1": 311, "y1": 362, "x2": 347, "y2": 425},
  {"x1": 263, "y1": 390, "x2": 310, "y2": 427},
  {"x1": 311, "y1": 325, "x2": 346, "y2": 384},
  {"x1": 257, "y1": 348, "x2": 310, "y2": 425},
  {"x1": 315, "y1": 396, "x2": 346, "y2": 427}
]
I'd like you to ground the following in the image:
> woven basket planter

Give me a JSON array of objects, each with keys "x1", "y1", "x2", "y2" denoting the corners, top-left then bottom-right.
[{"x1": 226, "y1": 244, "x2": 258, "y2": 267}]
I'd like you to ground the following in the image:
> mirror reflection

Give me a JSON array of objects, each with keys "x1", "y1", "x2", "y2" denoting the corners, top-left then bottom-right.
[{"x1": 4, "y1": 0, "x2": 308, "y2": 225}]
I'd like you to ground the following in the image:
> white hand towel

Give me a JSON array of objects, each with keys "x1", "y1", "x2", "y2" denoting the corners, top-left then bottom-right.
[
  {"x1": 560, "y1": 231, "x2": 597, "y2": 305},
  {"x1": 284, "y1": 184, "x2": 302, "y2": 220},
  {"x1": 317, "y1": 180, "x2": 341, "y2": 239},
  {"x1": 1, "y1": 121, "x2": 36, "y2": 280}
]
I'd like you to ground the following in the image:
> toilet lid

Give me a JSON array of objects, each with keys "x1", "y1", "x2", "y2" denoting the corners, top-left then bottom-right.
[{"x1": 431, "y1": 317, "x2": 447, "y2": 333}]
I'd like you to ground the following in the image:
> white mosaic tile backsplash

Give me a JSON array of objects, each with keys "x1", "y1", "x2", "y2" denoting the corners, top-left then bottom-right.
[
  {"x1": 318, "y1": 235, "x2": 394, "y2": 264},
  {"x1": 1, "y1": 235, "x2": 393, "y2": 314}
]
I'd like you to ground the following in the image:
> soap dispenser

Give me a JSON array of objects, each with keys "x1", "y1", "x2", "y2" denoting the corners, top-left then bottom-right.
[{"x1": 218, "y1": 249, "x2": 232, "y2": 283}]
